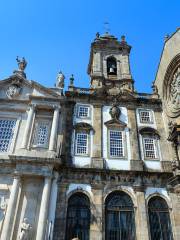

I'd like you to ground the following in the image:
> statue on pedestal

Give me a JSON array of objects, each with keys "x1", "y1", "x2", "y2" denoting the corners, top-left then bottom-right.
[{"x1": 19, "y1": 218, "x2": 32, "y2": 240}]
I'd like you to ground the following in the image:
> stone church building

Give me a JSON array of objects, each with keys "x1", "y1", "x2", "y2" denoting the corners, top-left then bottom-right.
[{"x1": 0, "y1": 28, "x2": 179, "y2": 240}]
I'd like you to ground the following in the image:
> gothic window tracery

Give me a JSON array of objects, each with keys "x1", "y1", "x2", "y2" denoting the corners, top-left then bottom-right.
[
  {"x1": 66, "y1": 193, "x2": 90, "y2": 240},
  {"x1": 148, "y1": 197, "x2": 173, "y2": 240},
  {"x1": 105, "y1": 191, "x2": 136, "y2": 240}
]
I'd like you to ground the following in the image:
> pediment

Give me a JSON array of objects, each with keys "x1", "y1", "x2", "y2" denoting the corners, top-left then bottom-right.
[
  {"x1": 73, "y1": 122, "x2": 94, "y2": 132},
  {"x1": 0, "y1": 75, "x2": 61, "y2": 101},
  {"x1": 104, "y1": 118, "x2": 127, "y2": 128},
  {"x1": 139, "y1": 127, "x2": 160, "y2": 138}
]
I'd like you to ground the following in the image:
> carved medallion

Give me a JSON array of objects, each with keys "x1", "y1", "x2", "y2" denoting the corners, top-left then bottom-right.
[
  {"x1": 165, "y1": 67, "x2": 180, "y2": 117},
  {"x1": 6, "y1": 84, "x2": 21, "y2": 99}
]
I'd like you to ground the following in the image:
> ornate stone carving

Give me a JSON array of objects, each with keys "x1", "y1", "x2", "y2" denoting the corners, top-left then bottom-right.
[
  {"x1": 56, "y1": 71, "x2": 65, "y2": 88},
  {"x1": 164, "y1": 66, "x2": 180, "y2": 117},
  {"x1": 18, "y1": 218, "x2": 32, "y2": 240},
  {"x1": 6, "y1": 84, "x2": 21, "y2": 99},
  {"x1": 109, "y1": 102, "x2": 121, "y2": 120},
  {"x1": 170, "y1": 68, "x2": 180, "y2": 107}
]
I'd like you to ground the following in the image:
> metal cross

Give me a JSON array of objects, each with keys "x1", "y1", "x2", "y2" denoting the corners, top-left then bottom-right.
[{"x1": 104, "y1": 22, "x2": 110, "y2": 34}]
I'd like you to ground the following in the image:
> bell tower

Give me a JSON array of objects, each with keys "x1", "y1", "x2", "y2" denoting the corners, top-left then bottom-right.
[{"x1": 88, "y1": 32, "x2": 134, "y2": 92}]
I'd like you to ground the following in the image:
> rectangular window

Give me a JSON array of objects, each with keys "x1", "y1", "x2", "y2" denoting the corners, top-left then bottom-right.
[
  {"x1": 33, "y1": 121, "x2": 50, "y2": 148},
  {"x1": 78, "y1": 106, "x2": 89, "y2": 118},
  {"x1": 76, "y1": 133, "x2": 88, "y2": 155},
  {"x1": 0, "y1": 119, "x2": 16, "y2": 152},
  {"x1": 139, "y1": 110, "x2": 152, "y2": 123},
  {"x1": 143, "y1": 137, "x2": 157, "y2": 159},
  {"x1": 109, "y1": 130, "x2": 124, "y2": 157}
]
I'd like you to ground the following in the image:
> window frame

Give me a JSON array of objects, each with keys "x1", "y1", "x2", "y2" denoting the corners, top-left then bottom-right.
[
  {"x1": 142, "y1": 135, "x2": 159, "y2": 160},
  {"x1": 108, "y1": 129, "x2": 126, "y2": 159},
  {"x1": 75, "y1": 131, "x2": 89, "y2": 156},
  {"x1": 76, "y1": 104, "x2": 91, "y2": 119},
  {"x1": 138, "y1": 109, "x2": 154, "y2": 124},
  {"x1": 148, "y1": 196, "x2": 173, "y2": 240},
  {"x1": 0, "y1": 114, "x2": 20, "y2": 155},
  {"x1": 31, "y1": 119, "x2": 51, "y2": 149}
]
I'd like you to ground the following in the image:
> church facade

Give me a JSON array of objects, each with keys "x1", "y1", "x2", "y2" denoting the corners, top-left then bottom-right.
[{"x1": 0, "y1": 29, "x2": 179, "y2": 240}]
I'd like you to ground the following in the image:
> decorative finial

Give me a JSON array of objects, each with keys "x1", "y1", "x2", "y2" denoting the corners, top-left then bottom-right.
[
  {"x1": 56, "y1": 71, "x2": 65, "y2": 89},
  {"x1": 96, "y1": 32, "x2": 100, "y2": 39},
  {"x1": 121, "y1": 35, "x2": 126, "y2": 43},
  {"x1": 69, "y1": 74, "x2": 74, "y2": 86},
  {"x1": 16, "y1": 56, "x2": 27, "y2": 71},
  {"x1": 164, "y1": 34, "x2": 169, "y2": 42}
]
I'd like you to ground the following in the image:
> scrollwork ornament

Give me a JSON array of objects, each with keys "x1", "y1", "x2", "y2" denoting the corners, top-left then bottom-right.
[{"x1": 6, "y1": 84, "x2": 21, "y2": 99}]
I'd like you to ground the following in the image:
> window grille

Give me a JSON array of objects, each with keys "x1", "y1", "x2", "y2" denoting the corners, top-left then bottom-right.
[
  {"x1": 0, "y1": 119, "x2": 16, "y2": 152},
  {"x1": 33, "y1": 121, "x2": 50, "y2": 148},
  {"x1": 109, "y1": 130, "x2": 124, "y2": 157},
  {"x1": 78, "y1": 106, "x2": 89, "y2": 118},
  {"x1": 76, "y1": 133, "x2": 88, "y2": 155},
  {"x1": 139, "y1": 110, "x2": 152, "y2": 123},
  {"x1": 143, "y1": 137, "x2": 157, "y2": 159},
  {"x1": 148, "y1": 197, "x2": 173, "y2": 240},
  {"x1": 66, "y1": 193, "x2": 90, "y2": 240},
  {"x1": 105, "y1": 191, "x2": 136, "y2": 240}
]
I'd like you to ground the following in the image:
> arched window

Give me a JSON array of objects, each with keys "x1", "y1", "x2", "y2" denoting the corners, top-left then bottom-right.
[
  {"x1": 105, "y1": 191, "x2": 136, "y2": 240},
  {"x1": 66, "y1": 193, "x2": 90, "y2": 240},
  {"x1": 107, "y1": 57, "x2": 117, "y2": 75},
  {"x1": 148, "y1": 196, "x2": 173, "y2": 240}
]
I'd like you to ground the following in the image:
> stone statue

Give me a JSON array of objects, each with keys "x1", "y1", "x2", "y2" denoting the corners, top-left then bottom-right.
[
  {"x1": 16, "y1": 56, "x2": 27, "y2": 71},
  {"x1": 13, "y1": 56, "x2": 27, "y2": 78},
  {"x1": 19, "y1": 218, "x2": 32, "y2": 240},
  {"x1": 56, "y1": 71, "x2": 65, "y2": 88}
]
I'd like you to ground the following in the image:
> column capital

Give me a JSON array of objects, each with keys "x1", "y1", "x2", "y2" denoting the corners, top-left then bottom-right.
[
  {"x1": 53, "y1": 105, "x2": 61, "y2": 110},
  {"x1": 28, "y1": 103, "x2": 37, "y2": 110}
]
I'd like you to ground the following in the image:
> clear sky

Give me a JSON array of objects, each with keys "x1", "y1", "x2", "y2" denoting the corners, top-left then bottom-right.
[{"x1": 0, "y1": 0, "x2": 179, "y2": 93}]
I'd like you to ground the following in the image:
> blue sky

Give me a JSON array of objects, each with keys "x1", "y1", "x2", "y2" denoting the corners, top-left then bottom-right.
[{"x1": 0, "y1": 0, "x2": 179, "y2": 93}]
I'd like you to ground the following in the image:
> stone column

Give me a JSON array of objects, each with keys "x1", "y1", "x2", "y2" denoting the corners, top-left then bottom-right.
[
  {"x1": 91, "y1": 185, "x2": 103, "y2": 240},
  {"x1": 49, "y1": 106, "x2": 60, "y2": 151},
  {"x1": 91, "y1": 104, "x2": 103, "y2": 168},
  {"x1": 1, "y1": 175, "x2": 21, "y2": 240},
  {"x1": 36, "y1": 176, "x2": 52, "y2": 240},
  {"x1": 46, "y1": 172, "x2": 59, "y2": 240},
  {"x1": 169, "y1": 191, "x2": 180, "y2": 240},
  {"x1": 21, "y1": 104, "x2": 36, "y2": 149},
  {"x1": 135, "y1": 187, "x2": 149, "y2": 240}
]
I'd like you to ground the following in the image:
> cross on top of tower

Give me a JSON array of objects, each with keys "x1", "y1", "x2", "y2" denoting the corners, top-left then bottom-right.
[{"x1": 104, "y1": 22, "x2": 110, "y2": 34}]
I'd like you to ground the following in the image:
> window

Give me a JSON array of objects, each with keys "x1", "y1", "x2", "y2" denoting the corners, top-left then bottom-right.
[
  {"x1": 107, "y1": 57, "x2": 117, "y2": 76},
  {"x1": 78, "y1": 105, "x2": 90, "y2": 118},
  {"x1": 143, "y1": 137, "x2": 158, "y2": 159},
  {"x1": 139, "y1": 110, "x2": 153, "y2": 124},
  {"x1": 75, "y1": 133, "x2": 88, "y2": 155},
  {"x1": 32, "y1": 121, "x2": 50, "y2": 148},
  {"x1": 0, "y1": 119, "x2": 16, "y2": 153},
  {"x1": 109, "y1": 130, "x2": 124, "y2": 157},
  {"x1": 66, "y1": 193, "x2": 90, "y2": 240},
  {"x1": 148, "y1": 197, "x2": 173, "y2": 240},
  {"x1": 105, "y1": 191, "x2": 136, "y2": 240}
]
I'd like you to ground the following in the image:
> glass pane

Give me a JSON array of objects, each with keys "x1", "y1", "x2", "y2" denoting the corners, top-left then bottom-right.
[
  {"x1": 106, "y1": 192, "x2": 136, "y2": 240},
  {"x1": 66, "y1": 194, "x2": 90, "y2": 240}
]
